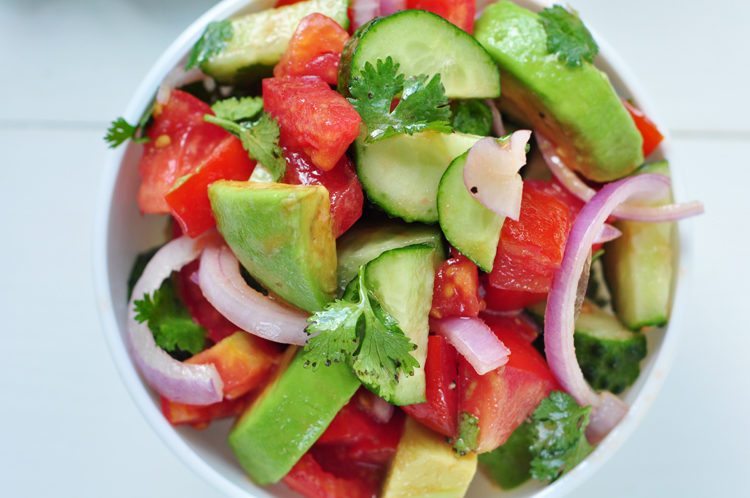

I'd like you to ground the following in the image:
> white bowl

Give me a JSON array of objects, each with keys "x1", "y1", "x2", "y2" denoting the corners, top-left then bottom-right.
[{"x1": 93, "y1": 1, "x2": 692, "y2": 496}]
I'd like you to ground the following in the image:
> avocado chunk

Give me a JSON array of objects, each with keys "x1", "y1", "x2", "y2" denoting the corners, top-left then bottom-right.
[
  {"x1": 228, "y1": 348, "x2": 360, "y2": 485},
  {"x1": 382, "y1": 418, "x2": 478, "y2": 498},
  {"x1": 478, "y1": 421, "x2": 533, "y2": 490},
  {"x1": 189, "y1": 0, "x2": 349, "y2": 84},
  {"x1": 336, "y1": 220, "x2": 445, "y2": 292},
  {"x1": 603, "y1": 161, "x2": 675, "y2": 329},
  {"x1": 474, "y1": 1, "x2": 643, "y2": 181},
  {"x1": 208, "y1": 181, "x2": 337, "y2": 312}
]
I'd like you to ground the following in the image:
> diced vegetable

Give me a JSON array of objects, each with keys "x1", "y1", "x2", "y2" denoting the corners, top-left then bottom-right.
[
  {"x1": 406, "y1": 0, "x2": 476, "y2": 33},
  {"x1": 430, "y1": 252, "x2": 485, "y2": 319},
  {"x1": 623, "y1": 100, "x2": 664, "y2": 157}
]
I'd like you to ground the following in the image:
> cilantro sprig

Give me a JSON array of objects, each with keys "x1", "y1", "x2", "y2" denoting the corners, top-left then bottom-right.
[
  {"x1": 348, "y1": 57, "x2": 452, "y2": 142},
  {"x1": 303, "y1": 266, "x2": 419, "y2": 399},
  {"x1": 104, "y1": 117, "x2": 149, "y2": 148},
  {"x1": 539, "y1": 5, "x2": 599, "y2": 68},
  {"x1": 205, "y1": 106, "x2": 286, "y2": 181},
  {"x1": 133, "y1": 279, "x2": 206, "y2": 358}
]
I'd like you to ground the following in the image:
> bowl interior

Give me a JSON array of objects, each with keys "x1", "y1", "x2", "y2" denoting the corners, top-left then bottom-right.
[{"x1": 94, "y1": 1, "x2": 688, "y2": 497}]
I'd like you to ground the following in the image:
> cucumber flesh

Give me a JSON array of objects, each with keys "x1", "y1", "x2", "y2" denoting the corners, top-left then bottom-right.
[
  {"x1": 603, "y1": 161, "x2": 675, "y2": 330},
  {"x1": 196, "y1": 0, "x2": 349, "y2": 83},
  {"x1": 356, "y1": 131, "x2": 483, "y2": 223},
  {"x1": 438, "y1": 150, "x2": 504, "y2": 272},
  {"x1": 336, "y1": 221, "x2": 445, "y2": 293},
  {"x1": 365, "y1": 244, "x2": 441, "y2": 405},
  {"x1": 339, "y1": 10, "x2": 500, "y2": 99}
]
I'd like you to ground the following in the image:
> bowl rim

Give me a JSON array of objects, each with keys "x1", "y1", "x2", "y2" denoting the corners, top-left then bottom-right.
[{"x1": 92, "y1": 1, "x2": 692, "y2": 497}]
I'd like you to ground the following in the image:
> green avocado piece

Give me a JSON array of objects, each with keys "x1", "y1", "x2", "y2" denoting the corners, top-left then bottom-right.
[
  {"x1": 208, "y1": 181, "x2": 337, "y2": 312},
  {"x1": 382, "y1": 418, "x2": 478, "y2": 498},
  {"x1": 191, "y1": 0, "x2": 349, "y2": 84},
  {"x1": 228, "y1": 348, "x2": 360, "y2": 485},
  {"x1": 603, "y1": 161, "x2": 675, "y2": 330},
  {"x1": 478, "y1": 421, "x2": 533, "y2": 490},
  {"x1": 474, "y1": 1, "x2": 643, "y2": 181}
]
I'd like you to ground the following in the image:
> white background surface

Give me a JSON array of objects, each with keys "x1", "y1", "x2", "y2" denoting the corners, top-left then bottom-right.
[{"x1": 0, "y1": 1, "x2": 746, "y2": 497}]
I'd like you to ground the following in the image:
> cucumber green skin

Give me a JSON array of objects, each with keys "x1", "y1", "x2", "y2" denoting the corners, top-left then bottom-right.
[
  {"x1": 209, "y1": 181, "x2": 337, "y2": 313},
  {"x1": 202, "y1": 0, "x2": 349, "y2": 83},
  {"x1": 336, "y1": 221, "x2": 445, "y2": 293},
  {"x1": 229, "y1": 350, "x2": 360, "y2": 484},
  {"x1": 478, "y1": 421, "x2": 533, "y2": 490},
  {"x1": 475, "y1": 1, "x2": 643, "y2": 182},
  {"x1": 603, "y1": 161, "x2": 674, "y2": 330},
  {"x1": 356, "y1": 131, "x2": 483, "y2": 223},
  {"x1": 365, "y1": 244, "x2": 441, "y2": 405},
  {"x1": 437, "y1": 151, "x2": 504, "y2": 272},
  {"x1": 339, "y1": 10, "x2": 500, "y2": 99}
]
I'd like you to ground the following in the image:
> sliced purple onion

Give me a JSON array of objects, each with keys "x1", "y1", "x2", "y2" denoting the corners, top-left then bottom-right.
[
  {"x1": 536, "y1": 132, "x2": 704, "y2": 222},
  {"x1": 198, "y1": 245, "x2": 309, "y2": 345},
  {"x1": 127, "y1": 233, "x2": 224, "y2": 405},
  {"x1": 431, "y1": 317, "x2": 510, "y2": 375},
  {"x1": 379, "y1": 0, "x2": 405, "y2": 16},
  {"x1": 351, "y1": 0, "x2": 380, "y2": 29},
  {"x1": 594, "y1": 224, "x2": 622, "y2": 245},
  {"x1": 485, "y1": 99, "x2": 506, "y2": 137},
  {"x1": 545, "y1": 174, "x2": 676, "y2": 441}
]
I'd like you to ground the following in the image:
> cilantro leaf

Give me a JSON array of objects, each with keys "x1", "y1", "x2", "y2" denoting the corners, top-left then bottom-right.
[
  {"x1": 348, "y1": 57, "x2": 452, "y2": 142},
  {"x1": 539, "y1": 5, "x2": 598, "y2": 68},
  {"x1": 104, "y1": 117, "x2": 149, "y2": 148},
  {"x1": 211, "y1": 97, "x2": 264, "y2": 122},
  {"x1": 529, "y1": 391, "x2": 593, "y2": 481},
  {"x1": 186, "y1": 20, "x2": 233, "y2": 70},
  {"x1": 304, "y1": 267, "x2": 419, "y2": 398},
  {"x1": 205, "y1": 113, "x2": 286, "y2": 181},
  {"x1": 133, "y1": 278, "x2": 206, "y2": 357},
  {"x1": 451, "y1": 100, "x2": 493, "y2": 136}
]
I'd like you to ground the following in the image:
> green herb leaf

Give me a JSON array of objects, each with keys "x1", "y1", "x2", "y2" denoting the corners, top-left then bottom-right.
[
  {"x1": 304, "y1": 267, "x2": 419, "y2": 398},
  {"x1": 104, "y1": 117, "x2": 149, "y2": 148},
  {"x1": 205, "y1": 113, "x2": 286, "y2": 181},
  {"x1": 478, "y1": 421, "x2": 534, "y2": 490},
  {"x1": 529, "y1": 391, "x2": 593, "y2": 481},
  {"x1": 211, "y1": 97, "x2": 264, "y2": 122},
  {"x1": 451, "y1": 100, "x2": 493, "y2": 136},
  {"x1": 348, "y1": 57, "x2": 452, "y2": 142},
  {"x1": 186, "y1": 20, "x2": 233, "y2": 70},
  {"x1": 133, "y1": 279, "x2": 206, "y2": 357},
  {"x1": 539, "y1": 5, "x2": 599, "y2": 68},
  {"x1": 453, "y1": 412, "x2": 480, "y2": 456}
]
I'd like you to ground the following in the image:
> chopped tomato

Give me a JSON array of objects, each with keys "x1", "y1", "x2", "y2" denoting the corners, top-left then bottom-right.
[
  {"x1": 457, "y1": 319, "x2": 558, "y2": 452},
  {"x1": 483, "y1": 280, "x2": 547, "y2": 312},
  {"x1": 480, "y1": 312, "x2": 539, "y2": 343},
  {"x1": 488, "y1": 181, "x2": 573, "y2": 294},
  {"x1": 406, "y1": 0, "x2": 475, "y2": 33},
  {"x1": 403, "y1": 336, "x2": 458, "y2": 437},
  {"x1": 274, "y1": 13, "x2": 349, "y2": 85},
  {"x1": 430, "y1": 252, "x2": 485, "y2": 319},
  {"x1": 165, "y1": 136, "x2": 255, "y2": 237},
  {"x1": 160, "y1": 394, "x2": 249, "y2": 428},
  {"x1": 284, "y1": 148, "x2": 363, "y2": 237},
  {"x1": 263, "y1": 76, "x2": 361, "y2": 171},
  {"x1": 275, "y1": 0, "x2": 304, "y2": 5},
  {"x1": 138, "y1": 90, "x2": 229, "y2": 213},
  {"x1": 623, "y1": 100, "x2": 664, "y2": 157},
  {"x1": 176, "y1": 260, "x2": 241, "y2": 343},
  {"x1": 284, "y1": 453, "x2": 378, "y2": 498}
]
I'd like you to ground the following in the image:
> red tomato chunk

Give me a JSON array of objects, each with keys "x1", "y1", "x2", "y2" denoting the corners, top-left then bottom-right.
[
  {"x1": 430, "y1": 252, "x2": 485, "y2": 319},
  {"x1": 623, "y1": 100, "x2": 664, "y2": 157},
  {"x1": 406, "y1": 0, "x2": 476, "y2": 33}
]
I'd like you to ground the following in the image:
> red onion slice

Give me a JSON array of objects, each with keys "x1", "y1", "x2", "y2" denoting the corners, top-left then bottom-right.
[
  {"x1": 379, "y1": 0, "x2": 405, "y2": 16},
  {"x1": 594, "y1": 223, "x2": 622, "y2": 245},
  {"x1": 431, "y1": 317, "x2": 510, "y2": 375},
  {"x1": 198, "y1": 245, "x2": 309, "y2": 345},
  {"x1": 485, "y1": 99, "x2": 506, "y2": 137},
  {"x1": 536, "y1": 132, "x2": 704, "y2": 222},
  {"x1": 463, "y1": 131, "x2": 531, "y2": 220},
  {"x1": 128, "y1": 233, "x2": 224, "y2": 405},
  {"x1": 351, "y1": 0, "x2": 380, "y2": 30},
  {"x1": 545, "y1": 174, "x2": 674, "y2": 441}
]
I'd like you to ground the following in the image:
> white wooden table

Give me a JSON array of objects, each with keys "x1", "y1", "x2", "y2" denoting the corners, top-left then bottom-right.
[{"x1": 1, "y1": 1, "x2": 746, "y2": 497}]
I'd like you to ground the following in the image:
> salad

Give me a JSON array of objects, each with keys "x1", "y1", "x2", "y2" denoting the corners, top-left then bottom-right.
[{"x1": 106, "y1": 0, "x2": 703, "y2": 496}]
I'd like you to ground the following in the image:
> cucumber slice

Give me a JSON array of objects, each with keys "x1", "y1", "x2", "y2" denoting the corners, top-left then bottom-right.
[
  {"x1": 355, "y1": 131, "x2": 483, "y2": 223},
  {"x1": 437, "y1": 151, "x2": 504, "y2": 272},
  {"x1": 192, "y1": 0, "x2": 349, "y2": 83},
  {"x1": 603, "y1": 161, "x2": 675, "y2": 330},
  {"x1": 339, "y1": 10, "x2": 500, "y2": 99},
  {"x1": 365, "y1": 244, "x2": 440, "y2": 405},
  {"x1": 337, "y1": 221, "x2": 445, "y2": 293}
]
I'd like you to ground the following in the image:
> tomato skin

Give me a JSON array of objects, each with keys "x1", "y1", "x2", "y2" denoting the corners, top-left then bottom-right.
[
  {"x1": 403, "y1": 336, "x2": 459, "y2": 437},
  {"x1": 283, "y1": 149, "x2": 363, "y2": 237},
  {"x1": 488, "y1": 182, "x2": 573, "y2": 294},
  {"x1": 623, "y1": 100, "x2": 664, "y2": 157},
  {"x1": 430, "y1": 253, "x2": 485, "y2": 319},
  {"x1": 274, "y1": 13, "x2": 349, "y2": 85},
  {"x1": 138, "y1": 90, "x2": 229, "y2": 213},
  {"x1": 263, "y1": 76, "x2": 361, "y2": 171},
  {"x1": 160, "y1": 395, "x2": 249, "y2": 428},
  {"x1": 480, "y1": 312, "x2": 540, "y2": 343},
  {"x1": 283, "y1": 453, "x2": 378, "y2": 498},
  {"x1": 406, "y1": 0, "x2": 476, "y2": 33},
  {"x1": 483, "y1": 280, "x2": 547, "y2": 313},
  {"x1": 458, "y1": 320, "x2": 558, "y2": 453},
  {"x1": 165, "y1": 136, "x2": 256, "y2": 237}
]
